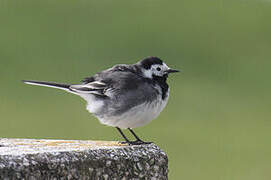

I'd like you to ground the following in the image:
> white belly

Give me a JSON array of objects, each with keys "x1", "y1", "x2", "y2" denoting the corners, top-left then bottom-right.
[{"x1": 98, "y1": 92, "x2": 169, "y2": 129}]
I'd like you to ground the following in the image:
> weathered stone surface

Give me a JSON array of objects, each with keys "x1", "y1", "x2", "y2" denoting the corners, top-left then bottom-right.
[{"x1": 0, "y1": 138, "x2": 168, "y2": 179}]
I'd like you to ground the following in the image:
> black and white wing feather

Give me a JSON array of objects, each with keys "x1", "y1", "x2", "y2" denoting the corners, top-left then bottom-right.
[{"x1": 69, "y1": 81, "x2": 107, "y2": 96}]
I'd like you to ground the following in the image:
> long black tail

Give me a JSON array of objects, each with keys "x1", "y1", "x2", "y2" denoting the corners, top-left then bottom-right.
[{"x1": 22, "y1": 80, "x2": 73, "y2": 92}]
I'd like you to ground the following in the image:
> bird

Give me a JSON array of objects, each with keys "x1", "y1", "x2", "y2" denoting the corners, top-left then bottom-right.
[{"x1": 22, "y1": 56, "x2": 179, "y2": 145}]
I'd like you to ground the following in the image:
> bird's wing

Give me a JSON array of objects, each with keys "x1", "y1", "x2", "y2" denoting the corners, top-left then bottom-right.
[
  {"x1": 76, "y1": 64, "x2": 138, "y2": 97},
  {"x1": 70, "y1": 81, "x2": 108, "y2": 96},
  {"x1": 81, "y1": 64, "x2": 136, "y2": 83},
  {"x1": 74, "y1": 64, "x2": 160, "y2": 115},
  {"x1": 75, "y1": 64, "x2": 156, "y2": 100}
]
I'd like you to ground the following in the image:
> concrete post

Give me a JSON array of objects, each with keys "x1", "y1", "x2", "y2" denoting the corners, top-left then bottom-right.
[{"x1": 0, "y1": 138, "x2": 168, "y2": 179}]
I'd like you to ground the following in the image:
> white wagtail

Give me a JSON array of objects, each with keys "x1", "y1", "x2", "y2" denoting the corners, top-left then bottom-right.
[{"x1": 23, "y1": 57, "x2": 179, "y2": 145}]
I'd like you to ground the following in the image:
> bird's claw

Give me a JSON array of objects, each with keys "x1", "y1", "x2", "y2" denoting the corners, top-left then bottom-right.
[{"x1": 119, "y1": 140, "x2": 153, "y2": 146}]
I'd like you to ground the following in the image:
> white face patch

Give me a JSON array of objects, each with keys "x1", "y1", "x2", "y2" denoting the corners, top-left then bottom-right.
[{"x1": 142, "y1": 63, "x2": 170, "y2": 79}]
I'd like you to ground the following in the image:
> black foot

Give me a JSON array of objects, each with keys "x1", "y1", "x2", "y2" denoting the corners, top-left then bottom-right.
[
  {"x1": 116, "y1": 127, "x2": 153, "y2": 146},
  {"x1": 119, "y1": 141, "x2": 129, "y2": 145},
  {"x1": 119, "y1": 140, "x2": 153, "y2": 146}
]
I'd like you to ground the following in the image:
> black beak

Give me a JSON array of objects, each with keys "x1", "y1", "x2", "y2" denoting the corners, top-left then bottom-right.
[{"x1": 165, "y1": 69, "x2": 180, "y2": 73}]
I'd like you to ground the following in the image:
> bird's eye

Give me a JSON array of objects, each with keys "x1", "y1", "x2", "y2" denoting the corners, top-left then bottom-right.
[{"x1": 156, "y1": 67, "x2": 161, "y2": 71}]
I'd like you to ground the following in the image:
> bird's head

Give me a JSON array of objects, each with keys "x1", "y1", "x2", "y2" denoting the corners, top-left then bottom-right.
[{"x1": 137, "y1": 56, "x2": 179, "y2": 80}]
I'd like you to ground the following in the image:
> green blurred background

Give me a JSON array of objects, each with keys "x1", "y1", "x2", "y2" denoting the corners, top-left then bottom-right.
[{"x1": 1, "y1": 0, "x2": 271, "y2": 179}]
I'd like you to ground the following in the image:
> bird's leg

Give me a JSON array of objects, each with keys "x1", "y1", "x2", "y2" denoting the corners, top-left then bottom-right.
[
  {"x1": 116, "y1": 127, "x2": 152, "y2": 145},
  {"x1": 116, "y1": 127, "x2": 131, "y2": 144},
  {"x1": 128, "y1": 128, "x2": 143, "y2": 141},
  {"x1": 128, "y1": 128, "x2": 152, "y2": 145}
]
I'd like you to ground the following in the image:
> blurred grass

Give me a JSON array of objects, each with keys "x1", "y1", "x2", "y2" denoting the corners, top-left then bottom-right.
[{"x1": 1, "y1": 0, "x2": 271, "y2": 179}]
